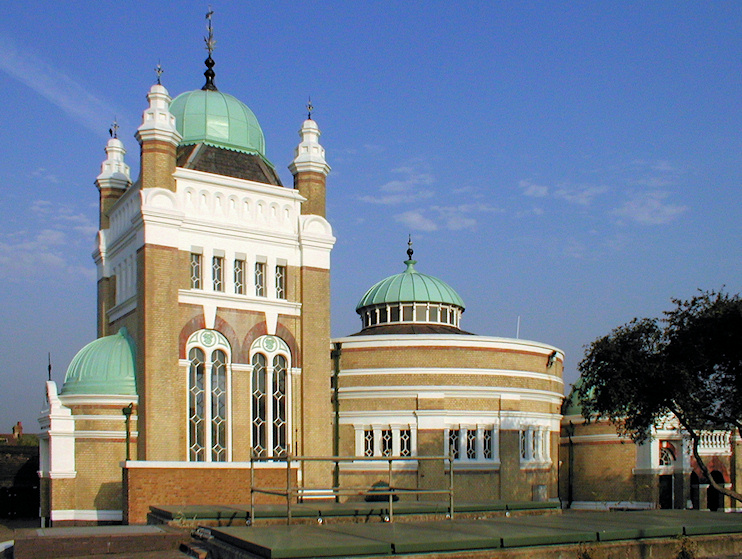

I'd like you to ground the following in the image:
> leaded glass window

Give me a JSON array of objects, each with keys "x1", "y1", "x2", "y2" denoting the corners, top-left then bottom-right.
[
  {"x1": 234, "y1": 259, "x2": 245, "y2": 295},
  {"x1": 382, "y1": 429, "x2": 393, "y2": 457},
  {"x1": 188, "y1": 348, "x2": 205, "y2": 461},
  {"x1": 272, "y1": 355, "x2": 287, "y2": 456},
  {"x1": 249, "y1": 336, "x2": 292, "y2": 459},
  {"x1": 252, "y1": 353, "x2": 267, "y2": 457},
  {"x1": 255, "y1": 262, "x2": 265, "y2": 297},
  {"x1": 187, "y1": 331, "x2": 232, "y2": 463},
  {"x1": 190, "y1": 253, "x2": 202, "y2": 289},
  {"x1": 364, "y1": 429, "x2": 374, "y2": 457},
  {"x1": 483, "y1": 429, "x2": 493, "y2": 460},
  {"x1": 212, "y1": 256, "x2": 223, "y2": 291},
  {"x1": 400, "y1": 429, "x2": 411, "y2": 457},
  {"x1": 211, "y1": 350, "x2": 227, "y2": 461},
  {"x1": 466, "y1": 429, "x2": 477, "y2": 459},
  {"x1": 449, "y1": 429, "x2": 460, "y2": 459},
  {"x1": 275, "y1": 265, "x2": 286, "y2": 299}
]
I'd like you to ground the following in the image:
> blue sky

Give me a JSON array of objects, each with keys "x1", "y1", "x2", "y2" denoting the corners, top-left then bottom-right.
[{"x1": 1, "y1": 2, "x2": 741, "y2": 431}]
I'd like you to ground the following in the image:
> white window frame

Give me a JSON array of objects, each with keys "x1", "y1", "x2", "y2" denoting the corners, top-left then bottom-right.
[
  {"x1": 186, "y1": 329, "x2": 232, "y2": 462},
  {"x1": 519, "y1": 426, "x2": 551, "y2": 469},
  {"x1": 355, "y1": 425, "x2": 417, "y2": 459},
  {"x1": 445, "y1": 425, "x2": 500, "y2": 469},
  {"x1": 249, "y1": 335, "x2": 292, "y2": 458}
]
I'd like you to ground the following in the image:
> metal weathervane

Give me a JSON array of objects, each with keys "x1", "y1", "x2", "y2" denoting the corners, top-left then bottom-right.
[{"x1": 202, "y1": 7, "x2": 218, "y2": 91}]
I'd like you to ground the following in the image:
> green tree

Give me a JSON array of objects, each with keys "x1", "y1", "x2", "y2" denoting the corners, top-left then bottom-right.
[{"x1": 578, "y1": 290, "x2": 742, "y2": 504}]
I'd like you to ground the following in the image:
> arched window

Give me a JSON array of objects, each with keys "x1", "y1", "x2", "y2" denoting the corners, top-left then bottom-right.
[
  {"x1": 250, "y1": 336, "x2": 291, "y2": 458},
  {"x1": 187, "y1": 330, "x2": 231, "y2": 462},
  {"x1": 659, "y1": 441, "x2": 676, "y2": 467}
]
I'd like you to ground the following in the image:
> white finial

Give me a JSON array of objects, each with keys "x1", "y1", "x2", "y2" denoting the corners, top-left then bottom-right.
[{"x1": 288, "y1": 110, "x2": 330, "y2": 177}]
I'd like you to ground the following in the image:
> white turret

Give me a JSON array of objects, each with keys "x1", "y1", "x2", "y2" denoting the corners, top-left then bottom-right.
[
  {"x1": 95, "y1": 137, "x2": 131, "y2": 191},
  {"x1": 288, "y1": 118, "x2": 330, "y2": 177},
  {"x1": 135, "y1": 83, "x2": 181, "y2": 192},
  {"x1": 135, "y1": 84, "x2": 181, "y2": 146}
]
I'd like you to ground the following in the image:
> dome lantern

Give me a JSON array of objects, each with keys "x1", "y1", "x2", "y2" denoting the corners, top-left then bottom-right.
[{"x1": 355, "y1": 245, "x2": 466, "y2": 333}]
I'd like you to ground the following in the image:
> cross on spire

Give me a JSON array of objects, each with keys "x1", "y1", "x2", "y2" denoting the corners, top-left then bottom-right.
[
  {"x1": 307, "y1": 97, "x2": 313, "y2": 120},
  {"x1": 109, "y1": 119, "x2": 119, "y2": 139},
  {"x1": 155, "y1": 62, "x2": 164, "y2": 85}
]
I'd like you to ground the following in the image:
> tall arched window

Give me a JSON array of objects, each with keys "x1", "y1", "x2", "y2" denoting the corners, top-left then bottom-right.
[
  {"x1": 187, "y1": 330, "x2": 231, "y2": 462},
  {"x1": 250, "y1": 336, "x2": 291, "y2": 458}
]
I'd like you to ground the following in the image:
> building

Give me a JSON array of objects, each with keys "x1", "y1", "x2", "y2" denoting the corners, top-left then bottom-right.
[
  {"x1": 559, "y1": 384, "x2": 742, "y2": 512},
  {"x1": 38, "y1": 40, "x2": 564, "y2": 525}
]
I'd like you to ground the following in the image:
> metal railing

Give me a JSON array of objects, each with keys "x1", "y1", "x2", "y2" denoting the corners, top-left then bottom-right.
[{"x1": 250, "y1": 454, "x2": 455, "y2": 525}]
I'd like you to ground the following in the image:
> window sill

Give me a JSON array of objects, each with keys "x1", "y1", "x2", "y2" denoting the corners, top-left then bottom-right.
[
  {"x1": 445, "y1": 461, "x2": 501, "y2": 471},
  {"x1": 340, "y1": 460, "x2": 418, "y2": 472},
  {"x1": 519, "y1": 461, "x2": 552, "y2": 471}
]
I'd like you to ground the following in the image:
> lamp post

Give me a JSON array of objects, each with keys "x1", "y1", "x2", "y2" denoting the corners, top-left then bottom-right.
[{"x1": 122, "y1": 403, "x2": 133, "y2": 461}]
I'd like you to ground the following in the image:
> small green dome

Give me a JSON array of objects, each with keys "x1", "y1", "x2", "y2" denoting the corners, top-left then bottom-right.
[
  {"x1": 170, "y1": 89, "x2": 266, "y2": 155},
  {"x1": 61, "y1": 328, "x2": 137, "y2": 396},
  {"x1": 356, "y1": 259, "x2": 465, "y2": 312}
]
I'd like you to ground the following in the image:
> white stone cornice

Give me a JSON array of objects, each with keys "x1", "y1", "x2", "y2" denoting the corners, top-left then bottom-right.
[
  {"x1": 337, "y1": 384, "x2": 563, "y2": 405},
  {"x1": 59, "y1": 394, "x2": 138, "y2": 407},
  {"x1": 334, "y1": 334, "x2": 564, "y2": 360},
  {"x1": 174, "y1": 167, "x2": 305, "y2": 200},
  {"x1": 178, "y1": 290, "x2": 301, "y2": 316}
]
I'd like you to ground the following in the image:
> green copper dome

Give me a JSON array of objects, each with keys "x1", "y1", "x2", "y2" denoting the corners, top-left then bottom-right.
[
  {"x1": 61, "y1": 328, "x2": 137, "y2": 396},
  {"x1": 170, "y1": 89, "x2": 266, "y2": 155},
  {"x1": 356, "y1": 259, "x2": 465, "y2": 312}
]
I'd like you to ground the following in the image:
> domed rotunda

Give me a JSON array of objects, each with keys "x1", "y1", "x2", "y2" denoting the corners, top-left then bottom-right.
[{"x1": 332, "y1": 246, "x2": 565, "y2": 503}]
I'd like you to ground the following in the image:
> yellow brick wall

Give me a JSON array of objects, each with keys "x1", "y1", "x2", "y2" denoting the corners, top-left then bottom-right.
[
  {"x1": 299, "y1": 266, "x2": 332, "y2": 487},
  {"x1": 294, "y1": 171, "x2": 326, "y2": 217},
  {"x1": 140, "y1": 140, "x2": 176, "y2": 191},
  {"x1": 136, "y1": 243, "x2": 185, "y2": 461}
]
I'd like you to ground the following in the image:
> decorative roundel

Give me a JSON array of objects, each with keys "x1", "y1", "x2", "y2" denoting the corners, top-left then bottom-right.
[
  {"x1": 250, "y1": 335, "x2": 289, "y2": 356},
  {"x1": 187, "y1": 329, "x2": 230, "y2": 350}
]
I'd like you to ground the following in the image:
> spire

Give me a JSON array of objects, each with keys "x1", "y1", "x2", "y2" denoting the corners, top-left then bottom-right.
[
  {"x1": 202, "y1": 8, "x2": 218, "y2": 91},
  {"x1": 404, "y1": 235, "x2": 417, "y2": 271},
  {"x1": 155, "y1": 62, "x2": 164, "y2": 85},
  {"x1": 307, "y1": 96, "x2": 313, "y2": 120},
  {"x1": 109, "y1": 119, "x2": 119, "y2": 139}
]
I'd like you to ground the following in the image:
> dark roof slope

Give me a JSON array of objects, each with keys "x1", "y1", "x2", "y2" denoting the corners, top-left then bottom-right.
[{"x1": 177, "y1": 144, "x2": 282, "y2": 186}]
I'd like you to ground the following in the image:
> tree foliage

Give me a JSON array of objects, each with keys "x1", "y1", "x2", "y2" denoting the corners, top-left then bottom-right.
[{"x1": 577, "y1": 290, "x2": 742, "y2": 503}]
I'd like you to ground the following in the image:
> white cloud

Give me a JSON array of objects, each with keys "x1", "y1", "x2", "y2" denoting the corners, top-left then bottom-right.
[
  {"x1": 612, "y1": 191, "x2": 688, "y2": 225},
  {"x1": 0, "y1": 200, "x2": 98, "y2": 280},
  {"x1": 395, "y1": 210, "x2": 438, "y2": 232},
  {"x1": 360, "y1": 166, "x2": 435, "y2": 205},
  {"x1": 30, "y1": 168, "x2": 60, "y2": 184},
  {"x1": 0, "y1": 36, "x2": 123, "y2": 136},
  {"x1": 519, "y1": 180, "x2": 549, "y2": 198},
  {"x1": 395, "y1": 203, "x2": 502, "y2": 232},
  {"x1": 553, "y1": 185, "x2": 609, "y2": 206}
]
